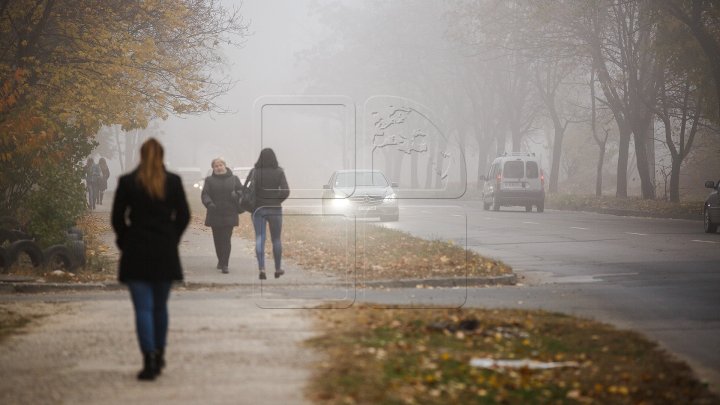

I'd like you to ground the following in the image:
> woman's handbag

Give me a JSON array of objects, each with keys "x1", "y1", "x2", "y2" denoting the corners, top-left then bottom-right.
[{"x1": 238, "y1": 169, "x2": 256, "y2": 213}]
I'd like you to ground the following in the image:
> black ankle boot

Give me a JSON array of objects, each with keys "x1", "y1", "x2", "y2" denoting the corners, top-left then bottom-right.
[
  {"x1": 137, "y1": 351, "x2": 158, "y2": 381},
  {"x1": 156, "y1": 348, "x2": 165, "y2": 374}
]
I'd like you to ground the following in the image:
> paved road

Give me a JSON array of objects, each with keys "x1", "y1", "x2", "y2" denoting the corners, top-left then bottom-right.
[{"x1": 369, "y1": 201, "x2": 720, "y2": 391}]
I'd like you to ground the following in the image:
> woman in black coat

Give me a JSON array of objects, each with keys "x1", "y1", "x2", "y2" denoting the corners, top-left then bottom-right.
[
  {"x1": 251, "y1": 148, "x2": 290, "y2": 280},
  {"x1": 111, "y1": 138, "x2": 190, "y2": 381},
  {"x1": 201, "y1": 158, "x2": 242, "y2": 273}
]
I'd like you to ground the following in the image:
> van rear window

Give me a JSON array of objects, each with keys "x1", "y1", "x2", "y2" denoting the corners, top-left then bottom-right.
[
  {"x1": 503, "y1": 161, "x2": 524, "y2": 178},
  {"x1": 526, "y1": 161, "x2": 539, "y2": 178}
]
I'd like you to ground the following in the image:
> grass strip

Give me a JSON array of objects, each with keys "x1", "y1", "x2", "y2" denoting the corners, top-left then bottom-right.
[
  {"x1": 546, "y1": 194, "x2": 702, "y2": 220},
  {"x1": 305, "y1": 306, "x2": 718, "y2": 404}
]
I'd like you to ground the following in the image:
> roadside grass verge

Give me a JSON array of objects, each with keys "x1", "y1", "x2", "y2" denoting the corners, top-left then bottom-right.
[
  {"x1": 546, "y1": 194, "x2": 703, "y2": 220},
  {"x1": 228, "y1": 213, "x2": 512, "y2": 281},
  {"x1": 306, "y1": 306, "x2": 718, "y2": 404}
]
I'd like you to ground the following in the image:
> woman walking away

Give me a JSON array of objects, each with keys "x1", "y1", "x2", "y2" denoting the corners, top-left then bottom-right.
[
  {"x1": 201, "y1": 158, "x2": 242, "y2": 274},
  {"x1": 98, "y1": 157, "x2": 111, "y2": 205},
  {"x1": 251, "y1": 148, "x2": 290, "y2": 280},
  {"x1": 111, "y1": 138, "x2": 190, "y2": 381},
  {"x1": 84, "y1": 157, "x2": 101, "y2": 210}
]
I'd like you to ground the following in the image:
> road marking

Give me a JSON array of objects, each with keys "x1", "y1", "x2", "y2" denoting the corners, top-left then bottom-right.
[
  {"x1": 691, "y1": 239, "x2": 720, "y2": 244},
  {"x1": 625, "y1": 232, "x2": 648, "y2": 236},
  {"x1": 523, "y1": 221, "x2": 540, "y2": 225},
  {"x1": 451, "y1": 214, "x2": 463, "y2": 217},
  {"x1": 570, "y1": 227, "x2": 588, "y2": 230}
]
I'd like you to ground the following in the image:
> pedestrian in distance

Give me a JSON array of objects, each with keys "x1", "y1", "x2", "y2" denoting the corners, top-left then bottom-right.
[
  {"x1": 201, "y1": 158, "x2": 243, "y2": 274},
  {"x1": 250, "y1": 148, "x2": 290, "y2": 280},
  {"x1": 111, "y1": 138, "x2": 190, "y2": 381},
  {"x1": 97, "y1": 157, "x2": 111, "y2": 205},
  {"x1": 84, "y1": 157, "x2": 101, "y2": 210}
]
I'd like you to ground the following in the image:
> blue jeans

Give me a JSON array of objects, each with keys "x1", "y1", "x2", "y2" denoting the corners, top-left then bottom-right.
[
  {"x1": 252, "y1": 207, "x2": 283, "y2": 271},
  {"x1": 127, "y1": 281, "x2": 172, "y2": 354}
]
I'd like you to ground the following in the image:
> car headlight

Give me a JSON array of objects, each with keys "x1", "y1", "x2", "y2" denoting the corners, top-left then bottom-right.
[{"x1": 332, "y1": 197, "x2": 349, "y2": 207}]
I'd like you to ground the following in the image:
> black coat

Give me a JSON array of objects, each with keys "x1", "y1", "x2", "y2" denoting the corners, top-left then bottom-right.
[
  {"x1": 111, "y1": 169, "x2": 190, "y2": 283},
  {"x1": 201, "y1": 169, "x2": 242, "y2": 227},
  {"x1": 253, "y1": 167, "x2": 290, "y2": 209}
]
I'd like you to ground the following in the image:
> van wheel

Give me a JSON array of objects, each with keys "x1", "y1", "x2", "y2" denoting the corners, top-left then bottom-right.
[
  {"x1": 492, "y1": 197, "x2": 500, "y2": 211},
  {"x1": 705, "y1": 209, "x2": 717, "y2": 233},
  {"x1": 537, "y1": 201, "x2": 545, "y2": 213},
  {"x1": 525, "y1": 205, "x2": 532, "y2": 212},
  {"x1": 483, "y1": 201, "x2": 490, "y2": 210}
]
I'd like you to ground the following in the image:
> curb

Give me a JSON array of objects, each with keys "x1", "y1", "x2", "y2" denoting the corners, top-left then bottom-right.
[
  {"x1": 363, "y1": 274, "x2": 517, "y2": 288},
  {"x1": 0, "y1": 274, "x2": 517, "y2": 293}
]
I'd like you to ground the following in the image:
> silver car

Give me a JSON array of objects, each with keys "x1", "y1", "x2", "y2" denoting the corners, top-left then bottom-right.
[{"x1": 322, "y1": 170, "x2": 399, "y2": 221}]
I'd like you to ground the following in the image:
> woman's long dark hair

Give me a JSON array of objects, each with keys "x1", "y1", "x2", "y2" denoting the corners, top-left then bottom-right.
[
  {"x1": 254, "y1": 148, "x2": 279, "y2": 169},
  {"x1": 136, "y1": 138, "x2": 166, "y2": 200}
]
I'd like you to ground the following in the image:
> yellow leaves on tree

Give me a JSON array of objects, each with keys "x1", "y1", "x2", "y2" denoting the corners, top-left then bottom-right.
[{"x1": 1, "y1": 0, "x2": 249, "y2": 134}]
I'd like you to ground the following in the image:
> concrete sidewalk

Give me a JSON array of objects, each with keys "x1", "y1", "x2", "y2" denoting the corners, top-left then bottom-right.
[{"x1": 0, "y1": 205, "x2": 325, "y2": 404}]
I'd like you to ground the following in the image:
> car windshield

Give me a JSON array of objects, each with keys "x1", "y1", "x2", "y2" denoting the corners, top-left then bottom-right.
[
  {"x1": 334, "y1": 172, "x2": 388, "y2": 187},
  {"x1": 503, "y1": 161, "x2": 524, "y2": 178}
]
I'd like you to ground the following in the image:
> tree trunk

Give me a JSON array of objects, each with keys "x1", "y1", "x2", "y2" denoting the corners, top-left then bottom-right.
[
  {"x1": 549, "y1": 125, "x2": 564, "y2": 194},
  {"x1": 616, "y1": 127, "x2": 631, "y2": 198},
  {"x1": 596, "y1": 143, "x2": 606, "y2": 197},
  {"x1": 632, "y1": 122, "x2": 656, "y2": 199},
  {"x1": 669, "y1": 159, "x2": 681, "y2": 203},
  {"x1": 476, "y1": 141, "x2": 488, "y2": 190}
]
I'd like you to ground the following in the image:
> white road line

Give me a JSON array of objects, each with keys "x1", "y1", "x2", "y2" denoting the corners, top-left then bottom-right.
[
  {"x1": 570, "y1": 227, "x2": 588, "y2": 230},
  {"x1": 451, "y1": 214, "x2": 463, "y2": 217},
  {"x1": 523, "y1": 221, "x2": 540, "y2": 225},
  {"x1": 625, "y1": 232, "x2": 648, "y2": 236},
  {"x1": 691, "y1": 239, "x2": 720, "y2": 244}
]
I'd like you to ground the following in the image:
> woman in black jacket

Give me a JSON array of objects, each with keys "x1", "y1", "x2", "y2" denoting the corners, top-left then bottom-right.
[
  {"x1": 111, "y1": 138, "x2": 190, "y2": 381},
  {"x1": 251, "y1": 148, "x2": 290, "y2": 280},
  {"x1": 201, "y1": 158, "x2": 242, "y2": 274}
]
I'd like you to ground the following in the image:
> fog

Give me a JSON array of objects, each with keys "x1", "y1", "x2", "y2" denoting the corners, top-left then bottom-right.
[{"x1": 94, "y1": 0, "x2": 720, "y2": 200}]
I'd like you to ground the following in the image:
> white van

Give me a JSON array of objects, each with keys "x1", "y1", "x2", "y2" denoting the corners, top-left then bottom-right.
[{"x1": 482, "y1": 152, "x2": 545, "y2": 212}]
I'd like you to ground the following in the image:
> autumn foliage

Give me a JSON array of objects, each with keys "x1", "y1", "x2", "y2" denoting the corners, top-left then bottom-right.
[{"x1": 0, "y1": 0, "x2": 247, "y2": 239}]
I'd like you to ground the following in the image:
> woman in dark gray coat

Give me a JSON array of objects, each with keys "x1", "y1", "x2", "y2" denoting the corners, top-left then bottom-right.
[
  {"x1": 111, "y1": 138, "x2": 190, "y2": 381},
  {"x1": 251, "y1": 148, "x2": 290, "y2": 280},
  {"x1": 201, "y1": 158, "x2": 242, "y2": 273}
]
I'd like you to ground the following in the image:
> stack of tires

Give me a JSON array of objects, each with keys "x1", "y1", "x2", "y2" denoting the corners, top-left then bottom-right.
[{"x1": 0, "y1": 222, "x2": 86, "y2": 273}]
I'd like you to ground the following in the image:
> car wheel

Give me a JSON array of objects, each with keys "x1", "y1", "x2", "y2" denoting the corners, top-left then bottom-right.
[
  {"x1": 704, "y1": 208, "x2": 717, "y2": 233},
  {"x1": 492, "y1": 196, "x2": 500, "y2": 211},
  {"x1": 525, "y1": 205, "x2": 532, "y2": 212},
  {"x1": 537, "y1": 201, "x2": 544, "y2": 213}
]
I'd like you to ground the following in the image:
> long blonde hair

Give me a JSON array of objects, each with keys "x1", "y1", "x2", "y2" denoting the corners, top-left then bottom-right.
[{"x1": 136, "y1": 138, "x2": 166, "y2": 200}]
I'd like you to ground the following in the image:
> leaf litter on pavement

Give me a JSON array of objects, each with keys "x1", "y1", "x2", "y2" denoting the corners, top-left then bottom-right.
[{"x1": 233, "y1": 213, "x2": 511, "y2": 282}]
